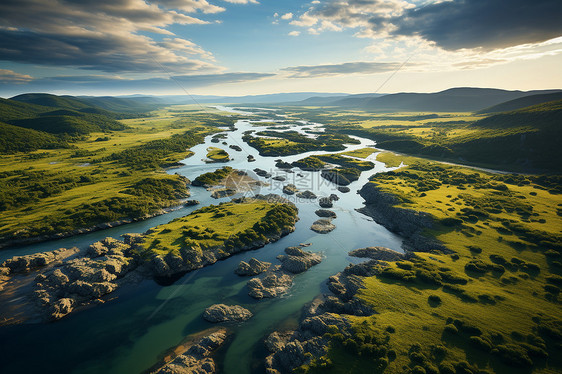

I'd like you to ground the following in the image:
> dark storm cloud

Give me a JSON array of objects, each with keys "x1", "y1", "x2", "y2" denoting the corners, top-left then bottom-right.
[
  {"x1": 282, "y1": 61, "x2": 400, "y2": 78},
  {"x1": 298, "y1": 0, "x2": 562, "y2": 51},
  {"x1": 389, "y1": 0, "x2": 562, "y2": 50}
]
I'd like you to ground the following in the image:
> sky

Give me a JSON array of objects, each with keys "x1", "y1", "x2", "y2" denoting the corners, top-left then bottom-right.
[{"x1": 0, "y1": 0, "x2": 561, "y2": 97}]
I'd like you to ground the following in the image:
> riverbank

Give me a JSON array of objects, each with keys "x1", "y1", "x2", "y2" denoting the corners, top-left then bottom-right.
[{"x1": 272, "y1": 153, "x2": 562, "y2": 373}]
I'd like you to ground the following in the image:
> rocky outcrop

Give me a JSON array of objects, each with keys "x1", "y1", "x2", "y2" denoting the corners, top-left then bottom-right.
[
  {"x1": 203, "y1": 304, "x2": 253, "y2": 323},
  {"x1": 211, "y1": 188, "x2": 236, "y2": 199},
  {"x1": 229, "y1": 145, "x2": 242, "y2": 152},
  {"x1": 296, "y1": 190, "x2": 317, "y2": 199},
  {"x1": 272, "y1": 176, "x2": 286, "y2": 182},
  {"x1": 247, "y1": 155, "x2": 256, "y2": 162},
  {"x1": 264, "y1": 310, "x2": 351, "y2": 373},
  {"x1": 349, "y1": 246, "x2": 404, "y2": 261},
  {"x1": 338, "y1": 186, "x2": 351, "y2": 193},
  {"x1": 247, "y1": 269, "x2": 293, "y2": 299},
  {"x1": 152, "y1": 329, "x2": 228, "y2": 374},
  {"x1": 32, "y1": 236, "x2": 142, "y2": 321},
  {"x1": 315, "y1": 209, "x2": 336, "y2": 218},
  {"x1": 358, "y1": 182, "x2": 450, "y2": 253},
  {"x1": 282, "y1": 184, "x2": 298, "y2": 195},
  {"x1": 277, "y1": 247, "x2": 322, "y2": 274},
  {"x1": 310, "y1": 219, "x2": 335, "y2": 234},
  {"x1": 235, "y1": 258, "x2": 271, "y2": 276},
  {"x1": 1, "y1": 247, "x2": 79, "y2": 274}
]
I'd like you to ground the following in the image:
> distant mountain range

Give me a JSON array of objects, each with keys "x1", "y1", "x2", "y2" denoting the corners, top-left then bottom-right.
[{"x1": 282, "y1": 87, "x2": 562, "y2": 112}]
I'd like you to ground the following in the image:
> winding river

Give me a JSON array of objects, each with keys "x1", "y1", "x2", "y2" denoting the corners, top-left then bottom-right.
[{"x1": 0, "y1": 106, "x2": 404, "y2": 374}]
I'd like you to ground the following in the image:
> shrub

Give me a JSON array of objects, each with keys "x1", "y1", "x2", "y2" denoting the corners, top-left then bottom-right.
[
  {"x1": 469, "y1": 336, "x2": 492, "y2": 352},
  {"x1": 492, "y1": 344, "x2": 533, "y2": 367},
  {"x1": 428, "y1": 295, "x2": 442, "y2": 306}
]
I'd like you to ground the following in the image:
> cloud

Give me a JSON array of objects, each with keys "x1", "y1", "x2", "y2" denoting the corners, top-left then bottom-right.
[
  {"x1": 0, "y1": 69, "x2": 33, "y2": 83},
  {"x1": 0, "y1": 72, "x2": 276, "y2": 96},
  {"x1": 0, "y1": 0, "x2": 222, "y2": 73},
  {"x1": 290, "y1": 0, "x2": 562, "y2": 51},
  {"x1": 221, "y1": 0, "x2": 259, "y2": 3},
  {"x1": 390, "y1": 0, "x2": 562, "y2": 50},
  {"x1": 281, "y1": 13, "x2": 293, "y2": 20},
  {"x1": 288, "y1": 31, "x2": 301, "y2": 37},
  {"x1": 282, "y1": 61, "x2": 400, "y2": 78}
]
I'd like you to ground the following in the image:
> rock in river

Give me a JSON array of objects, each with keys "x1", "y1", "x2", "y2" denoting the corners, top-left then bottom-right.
[
  {"x1": 277, "y1": 247, "x2": 322, "y2": 274},
  {"x1": 282, "y1": 184, "x2": 299, "y2": 195},
  {"x1": 247, "y1": 270, "x2": 293, "y2": 299},
  {"x1": 235, "y1": 258, "x2": 271, "y2": 276},
  {"x1": 348, "y1": 246, "x2": 404, "y2": 261},
  {"x1": 337, "y1": 186, "x2": 350, "y2": 193},
  {"x1": 310, "y1": 219, "x2": 336, "y2": 234},
  {"x1": 315, "y1": 209, "x2": 336, "y2": 218},
  {"x1": 318, "y1": 197, "x2": 333, "y2": 208},
  {"x1": 296, "y1": 190, "x2": 317, "y2": 199},
  {"x1": 203, "y1": 304, "x2": 253, "y2": 323}
]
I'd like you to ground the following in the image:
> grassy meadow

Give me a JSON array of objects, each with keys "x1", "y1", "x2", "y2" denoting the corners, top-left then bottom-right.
[
  {"x1": 0, "y1": 106, "x2": 236, "y2": 242},
  {"x1": 300, "y1": 152, "x2": 562, "y2": 374}
]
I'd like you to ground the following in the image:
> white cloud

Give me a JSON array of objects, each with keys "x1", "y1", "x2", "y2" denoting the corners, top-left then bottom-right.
[
  {"x1": 288, "y1": 31, "x2": 300, "y2": 37},
  {"x1": 221, "y1": 0, "x2": 259, "y2": 3},
  {"x1": 0, "y1": 0, "x2": 223, "y2": 73},
  {"x1": 0, "y1": 69, "x2": 33, "y2": 83},
  {"x1": 281, "y1": 12, "x2": 293, "y2": 20}
]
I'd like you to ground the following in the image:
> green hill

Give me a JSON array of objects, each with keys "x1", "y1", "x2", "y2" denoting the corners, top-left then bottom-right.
[
  {"x1": 479, "y1": 92, "x2": 562, "y2": 113},
  {"x1": 11, "y1": 93, "x2": 92, "y2": 111},
  {"x1": 1, "y1": 94, "x2": 127, "y2": 136},
  {"x1": 0, "y1": 98, "x2": 48, "y2": 122},
  {"x1": 0, "y1": 122, "x2": 68, "y2": 153},
  {"x1": 332, "y1": 100, "x2": 562, "y2": 172}
]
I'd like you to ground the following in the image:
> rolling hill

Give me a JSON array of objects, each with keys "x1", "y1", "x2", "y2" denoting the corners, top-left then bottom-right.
[
  {"x1": 479, "y1": 92, "x2": 562, "y2": 113},
  {"x1": 289, "y1": 88, "x2": 562, "y2": 112},
  {"x1": 0, "y1": 122, "x2": 69, "y2": 153},
  {"x1": 0, "y1": 94, "x2": 127, "y2": 142}
]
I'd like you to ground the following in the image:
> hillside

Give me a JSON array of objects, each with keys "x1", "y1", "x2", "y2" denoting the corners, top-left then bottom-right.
[
  {"x1": 288, "y1": 88, "x2": 562, "y2": 112},
  {"x1": 479, "y1": 92, "x2": 562, "y2": 114},
  {"x1": 1, "y1": 94, "x2": 127, "y2": 137},
  {"x1": 323, "y1": 99, "x2": 562, "y2": 172},
  {"x1": 0, "y1": 122, "x2": 69, "y2": 153}
]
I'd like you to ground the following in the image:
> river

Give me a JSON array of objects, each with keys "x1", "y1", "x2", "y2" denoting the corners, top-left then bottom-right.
[{"x1": 0, "y1": 106, "x2": 404, "y2": 374}]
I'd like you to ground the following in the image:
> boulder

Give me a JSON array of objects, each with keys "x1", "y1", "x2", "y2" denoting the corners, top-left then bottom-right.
[
  {"x1": 247, "y1": 272, "x2": 293, "y2": 299},
  {"x1": 272, "y1": 176, "x2": 286, "y2": 182},
  {"x1": 310, "y1": 219, "x2": 336, "y2": 234},
  {"x1": 278, "y1": 247, "x2": 322, "y2": 274},
  {"x1": 235, "y1": 258, "x2": 271, "y2": 276},
  {"x1": 329, "y1": 194, "x2": 339, "y2": 201},
  {"x1": 315, "y1": 209, "x2": 336, "y2": 218},
  {"x1": 211, "y1": 188, "x2": 236, "y2": 199},
  {"x1": 338, "y1": 186, "x2": 351, "y2": 193},
  {"x1": 296, "y1": 190, "x2": 316, "y2": 199},
  {"x1": 318, "y1": 197, "x2": 333, "y2": 208},
  {"x1": 48, "y1": 298, "x2": 74, "y2": 321},
  {"x1": 282, "y1": 184, "x2": 299, "y2": 195},
  {"x1": 203, "y1": 304, "x2": 253, "y2": 323},
  {"x1": 184, "y1": 200, "x2": 200, "y2": 206},
  {"x1": 152, "y1": 329, "x2": 227, "y2": 374}
]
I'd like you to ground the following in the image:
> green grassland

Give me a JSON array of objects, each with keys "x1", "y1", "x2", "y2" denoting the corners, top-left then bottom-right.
[
  {"x1": 300, "y1": 153, "x2": 562, "y2": 374},
  {"x1": 266, "y1": 101, "x2": 562, "y2": 173},
  {"x1": 0, "y1": 105, "x2": 234, "y2": 244},
  {"x1": 140, "y1": 199, "x2": 298, "y2": 257}
]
